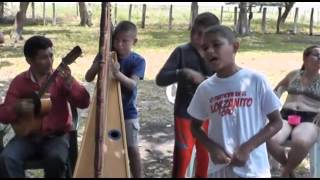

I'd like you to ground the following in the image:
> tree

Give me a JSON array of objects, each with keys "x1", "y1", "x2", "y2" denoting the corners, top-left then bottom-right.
[
  {"x1": 237, "y1": 2, "x2": 248, "y2": 35},
  {"x1": 280, "y1": 2, "x2": 295, "y2": 24},
  {"x1": 11, "y1": 2, "x2": 29, "y2": 43},
  {"x1": 189, "y1": 2, "x2": 198, "y2": 30},
  {"x1": 79, "y1": 2, "x2": 93, "y2": 27}
]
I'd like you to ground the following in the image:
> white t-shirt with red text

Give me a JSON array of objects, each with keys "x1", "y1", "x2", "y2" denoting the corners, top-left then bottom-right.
[{"x1": 187, "y1": 68, "x2": 281, "y2": 178}]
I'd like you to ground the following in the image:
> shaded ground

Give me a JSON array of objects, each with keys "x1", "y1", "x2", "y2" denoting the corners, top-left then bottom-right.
[{"x1": 0, "y1": 51, "x2": 313, "y2": 178}]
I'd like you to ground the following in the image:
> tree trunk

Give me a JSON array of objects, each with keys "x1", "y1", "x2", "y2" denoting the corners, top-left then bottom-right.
[
  {"x1": 12, "y1": 2, "x2": 29, "y2": 42},
  {"x1": 310, "y1": 8, "x2": 314, "y2": 36},
  {"x1": 248, "y1": 4, "x2": 253, "y2": 33},
  {"x1": 276, "y1": 7, "x2": 282, "y2": 34},
  {"x1": 280, "y1": 2, "x2": 295, "y2": 25},
  {"x1": 79, "y1": 2, "x2": 93, "y2": 27},
  {"x1": 0, "y1": 2, "x2": 4, "y2": 18},
  {"x1": 237, "y1": 2, "x2": 248, "y2": 35},
  {"x1": 189, "y1": 2, "x2": 198, "y2": 30}
]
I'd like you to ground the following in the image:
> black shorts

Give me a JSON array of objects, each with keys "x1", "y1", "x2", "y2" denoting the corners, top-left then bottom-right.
[
  {"x1": 280, "y1": 108, "x2": 317, "y2": 124},
  {"x1": 281, "y1": 109, "x2": 317, "y2": 140}
]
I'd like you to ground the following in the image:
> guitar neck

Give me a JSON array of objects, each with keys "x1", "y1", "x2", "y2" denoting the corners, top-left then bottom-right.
[{"x1": 38, "y1": 63, "x2": 63, "y2": 97}]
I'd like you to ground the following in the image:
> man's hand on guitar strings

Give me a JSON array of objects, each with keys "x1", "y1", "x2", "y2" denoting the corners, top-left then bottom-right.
[{"x1": 58, "y1": 64, "x2": 74, "y2": 90}]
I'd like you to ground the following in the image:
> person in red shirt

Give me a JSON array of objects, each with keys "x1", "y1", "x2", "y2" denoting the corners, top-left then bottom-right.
[{"x1": 0, "y1": 36, "x2": 90, "y2": 178}]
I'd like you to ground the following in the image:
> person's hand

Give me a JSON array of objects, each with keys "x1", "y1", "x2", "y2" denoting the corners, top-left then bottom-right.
[
  {"x1": 15, "y1": 99, "x2": 34, "y2": 117},
  {"x1": 209, "y1": 145, "x2": 232, "y2": 165},
  {"x1": 230, "y1": 144, "x2": 251, "y2": 167},
  {"x1": 182, "y1": 68, "x2": 206, "y2": 84},
  {"x1": 110, "y1": 60, "x2": 121, "y2": 78},
  {"x1": 58, "y1": 64, "x2": 74, "y2": 89}
]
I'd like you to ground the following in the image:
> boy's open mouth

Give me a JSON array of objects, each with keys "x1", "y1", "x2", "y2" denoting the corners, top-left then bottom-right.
[{"x1": 209, "y1": 57, "x2": 218, "y2": 62}]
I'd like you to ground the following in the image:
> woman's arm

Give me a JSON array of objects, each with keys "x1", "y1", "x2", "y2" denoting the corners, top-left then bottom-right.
[{"x1": 274, "y1": 70, "x2": 299, "y2": 98}]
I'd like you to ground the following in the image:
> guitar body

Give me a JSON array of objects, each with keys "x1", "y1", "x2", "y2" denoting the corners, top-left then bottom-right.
[
  {"x1": 12, "y1": 94, "x2": 52, "y2": 137},
  {"x1": 12, "y1": 115, "x2": 43, "y2": 137}
]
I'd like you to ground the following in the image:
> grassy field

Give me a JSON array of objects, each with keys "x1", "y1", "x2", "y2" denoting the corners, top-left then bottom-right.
[{"x1": 0, "y1": 2, "x2": 320, "y2": 178}]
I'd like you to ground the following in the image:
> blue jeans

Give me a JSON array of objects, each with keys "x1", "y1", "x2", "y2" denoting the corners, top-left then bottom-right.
[{"x1": 0, "y1": 133, "x2": 69, "y2": 178}]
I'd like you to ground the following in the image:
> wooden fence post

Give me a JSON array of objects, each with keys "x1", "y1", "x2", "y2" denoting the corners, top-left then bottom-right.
[
  {"x1": 169, "y1": 4, "x2": 173, "y2": 30},
  {"x1": 293, "y1": 7, "x2": 299, "y2": 34},
  {"x1": 276, "y1": 7, "x2": 282, "y2": 34},
  {"x1": 52, "y1": 3, "x2": 56, "y2": 25},
  {"x1": 261, "y1": 7, "x2": 267, "y2": 33},
  {"x1": 220, "y1": 6, "x2": 223, "y2": 24},
  {"x1": 32, "y1": 2, "x2": 35, "y2": 21},
  {"x1": 310, "y1": 8, "x2": 314, "y2": 36},
  {"x1": 234, "y1": 7, "x2": 238, "y2": 31},
  {"x1": 43, "y1": 2, "x2": 46, "y2": 26},
  {"x1": 141, "y1": 4, "x2": 146, "y2": 29},
  {"x1": 76, "y1": 3, "x2": 78, "y2": 17},
  {"x1": 128, "y1": 4, "x2": 132, "y2": 21},
  {"x1": 114, "y1": 3, "x2": 117, "y2": 25}
]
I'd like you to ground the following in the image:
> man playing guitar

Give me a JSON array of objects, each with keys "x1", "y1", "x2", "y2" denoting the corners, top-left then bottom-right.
[{"x1": 0, "y1": 36, "x2": 90, "y2": 178}]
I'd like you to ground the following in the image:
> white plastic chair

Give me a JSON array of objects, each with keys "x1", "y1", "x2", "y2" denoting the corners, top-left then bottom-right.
[
  {"x1": 166, "y1": 83, "x2": 177, "y2": 104},
  {"x1": 309, "y1": 137, "x2": 320, "y2": 177}
]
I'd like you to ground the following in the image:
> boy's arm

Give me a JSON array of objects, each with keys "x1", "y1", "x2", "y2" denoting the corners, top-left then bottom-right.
[
  {"x1": 110, "y1": 59, "x2": 141, "y2": 91},
  {"x1": 155, "y1": 47, "x2": 182, "y2": 87},
  {"x1": 231, "y1": 110, "x2": 282, "y2": 167},
  {"x1": 114, "y1": 71, "x2": 139, "y2": 91},
  {"x1": 191, "y1": 118, "x2": 231, "y2": 164},
  {"x1": 85, "y1": 61, "x2": 99, "y2": 82},
  {"x1": 85, "y1": 53, "x2": 101, "y2": 82}
]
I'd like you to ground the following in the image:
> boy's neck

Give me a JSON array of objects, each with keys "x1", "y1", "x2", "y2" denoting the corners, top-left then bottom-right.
[
  {"x1": 118, "y1": 51, "x2": 132, "y2": 59},
  {"x1": 216, "y1": 64, "x2": 241, "y2": 78}
]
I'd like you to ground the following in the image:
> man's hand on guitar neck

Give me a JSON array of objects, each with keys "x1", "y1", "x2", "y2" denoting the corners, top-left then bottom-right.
[
  {"x1": 15, "y1": 99, "x2": 35, "y2": 118},
  {"x1": 58, "y1": 64, "x2": 74, "y2": 90}
]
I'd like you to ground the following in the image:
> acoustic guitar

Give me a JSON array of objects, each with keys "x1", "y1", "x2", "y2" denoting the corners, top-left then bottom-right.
[{"x1": 12, "y1": 46, "x2": 82, "y2": 137}]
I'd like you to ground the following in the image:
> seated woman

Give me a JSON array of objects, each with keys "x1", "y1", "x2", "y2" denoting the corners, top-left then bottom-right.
[{"x1": 267, "y1": 45, "x2": 320, "y2": 177}]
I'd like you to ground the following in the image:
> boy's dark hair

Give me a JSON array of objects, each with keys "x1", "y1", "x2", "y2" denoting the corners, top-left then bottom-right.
[
  {"x1": 191, "y1": 12, "x2": 220, "y2": 34},
  {"x1": 204, "y1": 25, "x2": 236, "y2": 44},
  {"x1": 301, "y1": 45, "x2": 320, "y2": 70},
  {"x1": 113, "y1": 20, "x2": 137, "y2": 38},
  {"x1": 23, "y1": 36, "x2": 53, "y2": 59}
]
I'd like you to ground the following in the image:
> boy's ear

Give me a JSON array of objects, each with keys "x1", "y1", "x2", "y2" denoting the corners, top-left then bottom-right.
[
  {"x1": 133, "y1": 38, "x2": 138, "y2": 45},
  {"x1": 233, "y1": 41, "x2": 240, "y2": 53}
]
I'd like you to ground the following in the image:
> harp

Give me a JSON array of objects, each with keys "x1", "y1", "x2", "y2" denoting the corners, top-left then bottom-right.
[{"x1": 73, "y1": 2, "x2": 130, "y2": 178}]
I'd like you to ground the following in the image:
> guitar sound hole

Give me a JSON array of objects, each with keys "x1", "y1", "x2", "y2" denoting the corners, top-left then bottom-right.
[{"x1": 108, "y1": 129, "x2": 121, "y2": 140}]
